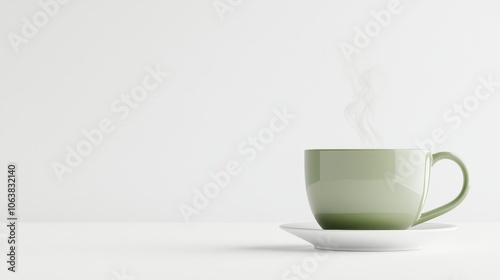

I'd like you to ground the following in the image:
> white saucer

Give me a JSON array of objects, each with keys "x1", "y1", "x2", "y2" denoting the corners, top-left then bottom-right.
[{"x1": 280, "y1": 222, "x2": 457, "y2": 251}]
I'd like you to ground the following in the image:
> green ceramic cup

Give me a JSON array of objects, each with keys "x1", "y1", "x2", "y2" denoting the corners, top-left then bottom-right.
[{"x1": 305, "y1": 149, "x2": 469, "y2": 230}]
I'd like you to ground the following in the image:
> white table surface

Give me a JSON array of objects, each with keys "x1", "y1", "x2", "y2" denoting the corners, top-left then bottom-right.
[{"x1": 0, "y1": 223, "x2": 499, "y2": 280}]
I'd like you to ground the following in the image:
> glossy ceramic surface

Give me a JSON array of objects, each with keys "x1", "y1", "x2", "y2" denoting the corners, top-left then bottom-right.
[
  {"x1": 280, "y1": 222, "x2": 458, "y2": 251},
  {"x1": 305, "y1": 149, "x2": 469, "y2": 230}
]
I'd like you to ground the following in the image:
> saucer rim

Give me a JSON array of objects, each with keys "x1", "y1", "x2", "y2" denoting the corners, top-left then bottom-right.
[{"x1": 279, "y1": 222, "x2": 458, "y2": 232}]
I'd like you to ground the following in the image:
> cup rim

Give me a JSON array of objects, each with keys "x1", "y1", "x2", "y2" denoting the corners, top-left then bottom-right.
[{"x1": 305, "y1": 149, "x2": 431, "y2": 152}]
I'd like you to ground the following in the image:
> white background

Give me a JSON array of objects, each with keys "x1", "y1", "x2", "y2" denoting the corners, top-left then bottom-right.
[{"x1": 0, "y1": 0, "x2": 499, "y2": 223}]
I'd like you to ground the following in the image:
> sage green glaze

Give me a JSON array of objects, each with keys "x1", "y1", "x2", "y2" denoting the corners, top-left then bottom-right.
[
  {"x1": 305, "y1": 149, "x2": 469, "y2": 230},
  {"x1": 413, "y1": 152, "x2": 469, "y2": 225}
]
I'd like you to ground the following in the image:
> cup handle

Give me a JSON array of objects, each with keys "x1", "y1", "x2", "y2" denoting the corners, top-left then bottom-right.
[{"x1": 413, "y1": 152, "x2": 470, "y2": 226}]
